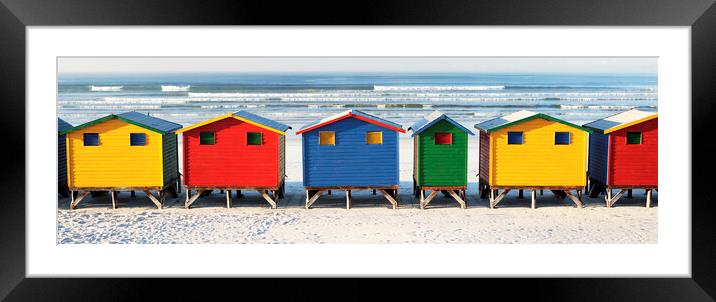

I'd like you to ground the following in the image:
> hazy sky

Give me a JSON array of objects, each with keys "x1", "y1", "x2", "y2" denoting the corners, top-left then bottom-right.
[{"x1": 58, "y1": 57, "x2": 657, "y2": 74}]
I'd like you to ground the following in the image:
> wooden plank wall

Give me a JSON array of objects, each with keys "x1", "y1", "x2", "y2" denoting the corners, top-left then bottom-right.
[{"x1": 302, "y1": 117, "x2": 399, "y2": 187}]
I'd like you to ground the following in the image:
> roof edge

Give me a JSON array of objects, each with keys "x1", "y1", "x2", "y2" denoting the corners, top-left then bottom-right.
[
  {"x1": 410, "y1": 115, "x2": 475, "y2": 137},
  {"x1": 61, "y1": 114, "x2": 179, "y2": 135},
  {"x1": 602, "y1": 113, "x2": 658, "y2": 134},
  {"x1": 296, "y1": 112, "x2": 405, "y2": 134},
  {"x1": 176, "y1": 113, "x2": 291, "y2": 135},
  {"x1": 474, "y1": 113, "x2": 592, "y2": 133},
  {"x1": 175, "y1": 113, "x2": 233, "y2": 134}
]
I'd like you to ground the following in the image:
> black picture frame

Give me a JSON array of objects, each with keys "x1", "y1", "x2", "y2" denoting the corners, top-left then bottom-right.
[{"x1": 1, "y1": 0, "x2": 714, "y2": 300}]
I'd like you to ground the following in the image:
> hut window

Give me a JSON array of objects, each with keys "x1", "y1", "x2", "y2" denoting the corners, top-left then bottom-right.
[
  {"x1": 554, "y1": 132, "x2": 571, "y2": 145},
  {"x1": 626, "y1": 132, "x2": 642, "y2": 144},
  {"x1": 130, "y1": 133, "x2": 147, "y2": 146},
  {"x1": 319, "y1": 131, "x2": 335, "y2": 145},
  {"x1": 247, "y1": 132, "x2": 263, "y2": 145},
  {"x1": 200, "y1": 132, "x2": 215, "y2": 145},
  {"x1": 434, "y1": 132, "x2": 453, "y2": 145},
  {"x1": 507, "y1": 132, "x2": 523, "y2": 145},
  {"x1": 366, "y1": 131, "x2": 383, "y2": 145},
  {"x1": 83, "y1": 133, "x2": 99, "y2": 146}
]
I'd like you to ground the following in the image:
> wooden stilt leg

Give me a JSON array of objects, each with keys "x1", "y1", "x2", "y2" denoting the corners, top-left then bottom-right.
[
  {"x1": 260, "y1": 190, "x2": 277, "y2": 209},
  {"x1": 130, "y1": 190, "x2": 135, "y2": 197},
  {"x1": 70, "y1": 191, "x2": 90, "y2": 210},
  {"x1": 373, "y1": 189, "x2": 376, "y2": 195},
  {"x1": 185, "y1": 189, "x2": 190, "y2": 208},
  {"x1": 489, "y1": 189, "x2": 495, "y2": 209},
  {"x1": 379, "y1": 189, "x2": 398, "y2": 209},
  {"x1": 111, "y1": 191, "x2": 117, "y2": 209},
  {"x1": 531, "y1": 190, "x2": 536, "y2": 209},
  {"x1": 346, "y1": 190, "x2": 351, "y2": 210},
  {"x1": 518, "y1": 189, "x2": 524, "y2": 199},
  {"x1": 328, "y1": 190, "x2": 331, "y2": 196},
  {"x1": 626, "y1": 189, "x2": 632, "y2": 198},
  {"x1": 185, "y1": 190, "x2": 204, "y2": 209},
  {"x1": 606, "y1": 188, "x2": 612, "y2": 208},
  {"x1": 305, "y1": 190, "x2": 323, "y2": 209},
  {"x1": 144, "y1": 190, "x2": 163, "y2": 209},
  {"x1": 305, "y1": 190, "x2": 310, "y2": 209},
  {"x1": 420, "y1": 190, "x2": 425, "y2": 209},
  {"x1": 421, "y1": 189, "x2": 445, "y2": 209},
  {"x1": 540, "y1": 189, "x2": 543, "y2": 196},
  {"x1": 226, "y1": 190, "x2": 231, "y2": 208},
  {"x1": 646, "y1": 189, "x2": 652, "y2": 208},
  {"x1": 447, "y1": 190, "x2": 466, "y2": 209},
  {"x1": 564, "y1": 190, "x2": 583, "y2": 208},
  {"x1": 490, "y1": 189, "x2": 510, "y2": 208}
]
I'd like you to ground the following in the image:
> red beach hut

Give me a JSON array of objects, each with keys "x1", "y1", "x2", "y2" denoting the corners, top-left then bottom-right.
[
  {"x1": 175, "y1": 111, "x2": 291, "y2": 209},
  {"x1": 583, "y1": 109, "x2": 658, "y2": 207}
]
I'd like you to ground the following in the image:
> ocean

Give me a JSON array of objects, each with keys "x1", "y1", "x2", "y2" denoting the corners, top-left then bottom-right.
[{"x1": 57, "y1": 73, "x2": 657, "y2": 136}]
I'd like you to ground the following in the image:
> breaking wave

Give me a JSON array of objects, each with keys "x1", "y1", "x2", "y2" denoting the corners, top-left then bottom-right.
[
  {"x1": 161, "y1": 85, "x2": 191, "y2": 92},
  {"x1": 89, "y1": 85, "x2": 123, "y2": 92},
  {"x1": 374, "y1": 85, "x2": 505, "y2": 91}
]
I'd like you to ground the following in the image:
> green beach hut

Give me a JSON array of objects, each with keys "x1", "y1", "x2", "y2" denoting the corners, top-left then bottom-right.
[{"x1": 408, "y1": 111, "x2": 474, "y2": 209}]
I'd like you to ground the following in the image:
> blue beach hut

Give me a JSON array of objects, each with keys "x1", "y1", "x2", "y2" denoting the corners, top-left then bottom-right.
[
  {"x1": 58, "y1": 118, "x2": 73, "y2": 197},
  {"x1": 295, "y1": 110, "x2": 406, "y2": 209}
]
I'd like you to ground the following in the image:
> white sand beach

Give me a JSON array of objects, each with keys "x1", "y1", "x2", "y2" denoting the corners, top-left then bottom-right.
[{"x1": 57, "y1": 137, "x2": 657, "y2": 244}]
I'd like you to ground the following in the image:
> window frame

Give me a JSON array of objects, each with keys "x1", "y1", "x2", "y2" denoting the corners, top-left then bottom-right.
[
  {"x1": 83, "y1": 133, "x2": 99, "y2": 146},
  {"x1": 366, "y1": 131, "x2": 383, "y2": 145},
  {"x1": 507, "y1": 131, "x2": 524, "y2": 145},
  {"x1": 246, "y1": 132, "x2": 263, "y2": 146},
  {"x1": 199, "y1": 131, "x2": 216, "y2": 145},
  {"x1": 318, "y1": 131, "x2": 336, "y2": 146},
  {"x1": 626, "y1": 131, "x2": 643, "y2": 144},
  {"x1": 554, "y1": 132, "x2": 571, "y2": 145},
  {"x1": 129, "y1": 133, "x2": 147, "y2": 146}
]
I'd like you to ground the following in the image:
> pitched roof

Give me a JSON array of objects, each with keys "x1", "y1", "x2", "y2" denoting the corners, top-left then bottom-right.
[
  {"x1": 175, "y1": 111, "x2": 291, "y2": 135},
  {"x1": 408, "y1": 111, "x2": 474, "y2": 137},
  {"x1": 233, "y1": 110, "x2": 291, "y2": 133},
  {"x1": 582, "y1": 108, "x2": 658, "y2": 134},
  {"x1": 474, "y1": 110, "x2": 591, "y2": 133},
  {"x1": 295, "y1": 110, "x2": 405, "y2": 134},
  {"x1": 61, "y1": 111, "x2": 182, "y2": 135},
  {"x1": 57, "y1": 118, "x2": 73, "y2": 134}
]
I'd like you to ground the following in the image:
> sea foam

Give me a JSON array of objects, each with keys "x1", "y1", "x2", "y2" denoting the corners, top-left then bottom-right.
[
  {"x1": 374, "y1": 85, "x2": 505, "y2": 91},
  {"x1": 161, "y1": 85, "x2": 191, "y2": 92},
  {"x1": 89, "y1": 85, "x2": 123, "y2": 92}
]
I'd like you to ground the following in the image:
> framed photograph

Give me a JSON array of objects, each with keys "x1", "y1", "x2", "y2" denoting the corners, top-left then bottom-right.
[{"x1": 2, "y1": 0, "x2": 714, "y2": 300}]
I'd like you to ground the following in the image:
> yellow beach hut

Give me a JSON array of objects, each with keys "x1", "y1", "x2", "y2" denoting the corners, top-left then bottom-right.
[
  {"x1": 61, "y1": 111, "x2": 182, "y2": 209},
  {"x1": 474, "y1": 110, "x2": 591, "y2": 209}
]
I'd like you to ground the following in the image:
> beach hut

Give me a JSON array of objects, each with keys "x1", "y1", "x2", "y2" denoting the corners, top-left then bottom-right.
[
  {"x1": 296, "y1": 110, "x2": 405, "y2": 209},
  {"x1": 175, "y1": 111, "x2": 291, "y2": 209},
  {"x1": 58, "y1": 118, "x2": 73, "y2": 197},
  {"x1": 583, "y1": 108, "x2": 658, "y2": 207},
  {"x1": 61, "y1": 111, "x2": 182, "y2": 209},
  {"x1": 408, "y1": 111, "x2": 474, "y2": 209},
  {"x1": 474, "y1": 110, "x2": 590, "y2": 209}
]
